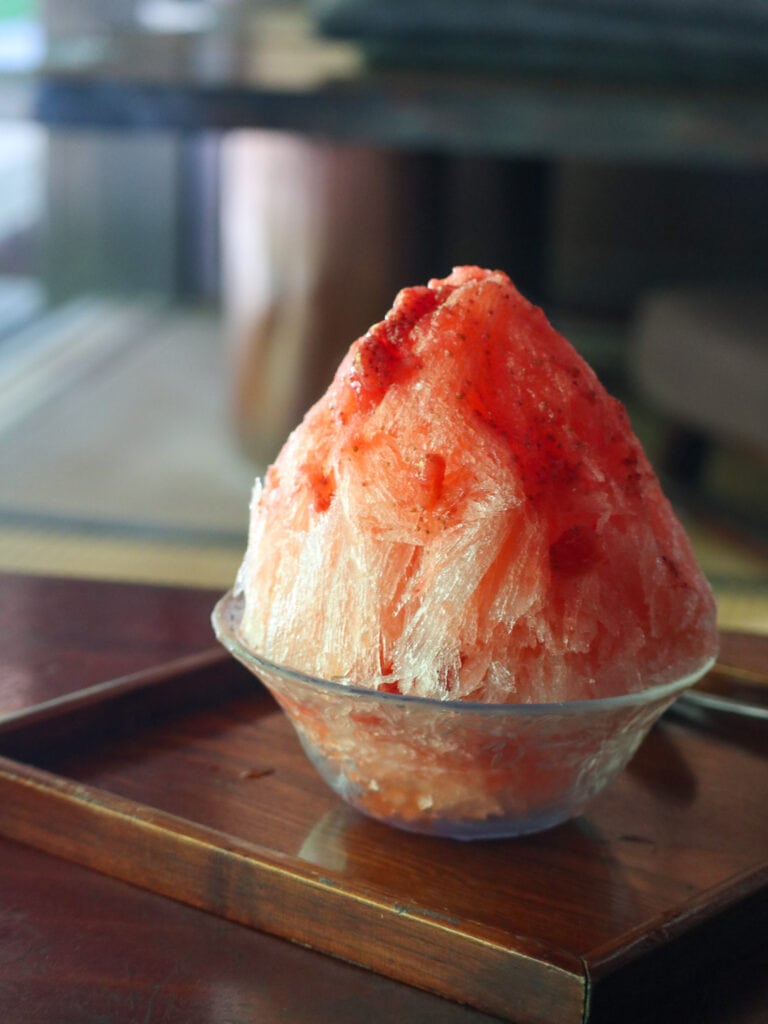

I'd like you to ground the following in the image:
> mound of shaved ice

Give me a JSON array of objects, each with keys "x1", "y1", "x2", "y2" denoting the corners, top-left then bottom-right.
[{"x1": 234, "y1": 267, "x2": 717, "y2": 703}]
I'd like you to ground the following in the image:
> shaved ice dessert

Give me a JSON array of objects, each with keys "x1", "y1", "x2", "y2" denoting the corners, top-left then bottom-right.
[
  {"x1": 215, "y1": 266, "x2": 717, "y2": 837},
  {"x1": 234, "y1": 266, "x2": 716, "y2": 699}
]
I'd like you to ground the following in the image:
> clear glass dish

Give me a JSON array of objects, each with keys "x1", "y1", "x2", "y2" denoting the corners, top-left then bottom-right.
[{"x1": 212, "y1": 590, "x2": 714, "y2": 840}]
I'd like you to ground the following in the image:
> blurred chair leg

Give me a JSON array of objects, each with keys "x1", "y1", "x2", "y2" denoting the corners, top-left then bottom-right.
[
  {"x1": 661, "y1": 423, "x2": 712, "y2": 489},
  {"x1": 220, "y1": 131, "x2": 420, "y2": 466}
]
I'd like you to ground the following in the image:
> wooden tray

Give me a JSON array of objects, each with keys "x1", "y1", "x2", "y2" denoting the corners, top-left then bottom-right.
[{"x1": 0, "y1": 648, "x2": 766, "y2": 1023}]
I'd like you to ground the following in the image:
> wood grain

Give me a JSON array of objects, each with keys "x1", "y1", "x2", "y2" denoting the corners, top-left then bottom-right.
[
  {"x1": 1, "y1": 612, "x2": 767, "y2": 1022},
  {"x1": 0, "y1": 836, "x2": 503, "y2": 1024},
  {"x1": 1, "y1": 574, "x2": 766, "y2": 1023},
  {"x1": 0, "y1": 572, "x2": 221, "y2": 717},
  {"x1": 0, "y1": 661, "x2": 585, "y2": 1023}
]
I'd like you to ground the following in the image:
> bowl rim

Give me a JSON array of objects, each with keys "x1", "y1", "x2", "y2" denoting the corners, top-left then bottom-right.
[{"x1": 212, "y1": 589, "x2": 716, "y2": 716}]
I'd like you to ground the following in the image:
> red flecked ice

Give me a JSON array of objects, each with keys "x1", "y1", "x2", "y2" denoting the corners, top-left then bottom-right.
[{"x1": 235, "y1": 267, "x2": 718, "y2": 703}]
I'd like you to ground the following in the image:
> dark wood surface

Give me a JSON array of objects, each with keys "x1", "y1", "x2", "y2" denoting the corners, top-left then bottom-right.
[
  {"x1": 0, "y1": 572, "x2": 766, "y2": 1023},
  {"x1": 0, "y1": 574, "x2": 500, "y2": 1024}
]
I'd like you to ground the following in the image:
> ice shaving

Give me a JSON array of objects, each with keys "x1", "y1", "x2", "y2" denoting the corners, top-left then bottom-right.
[{"x1": 233, "y1": 266, "x2": 718, "y2": 704}]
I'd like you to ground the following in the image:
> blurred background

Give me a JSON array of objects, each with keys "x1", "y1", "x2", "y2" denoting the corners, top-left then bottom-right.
[{"x1": 0, "y1": 0, "x2": 766, "y2": 632}]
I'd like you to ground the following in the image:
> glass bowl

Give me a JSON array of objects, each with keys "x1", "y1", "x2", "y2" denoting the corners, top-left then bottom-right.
[{"x1": 212, "y1": 591, "x2": 714, "y2": 840}]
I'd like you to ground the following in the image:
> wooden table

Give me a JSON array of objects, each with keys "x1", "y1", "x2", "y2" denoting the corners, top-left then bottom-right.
[{"x1": 0, "y1": 572, "x2": 765, "y2": 1024}]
